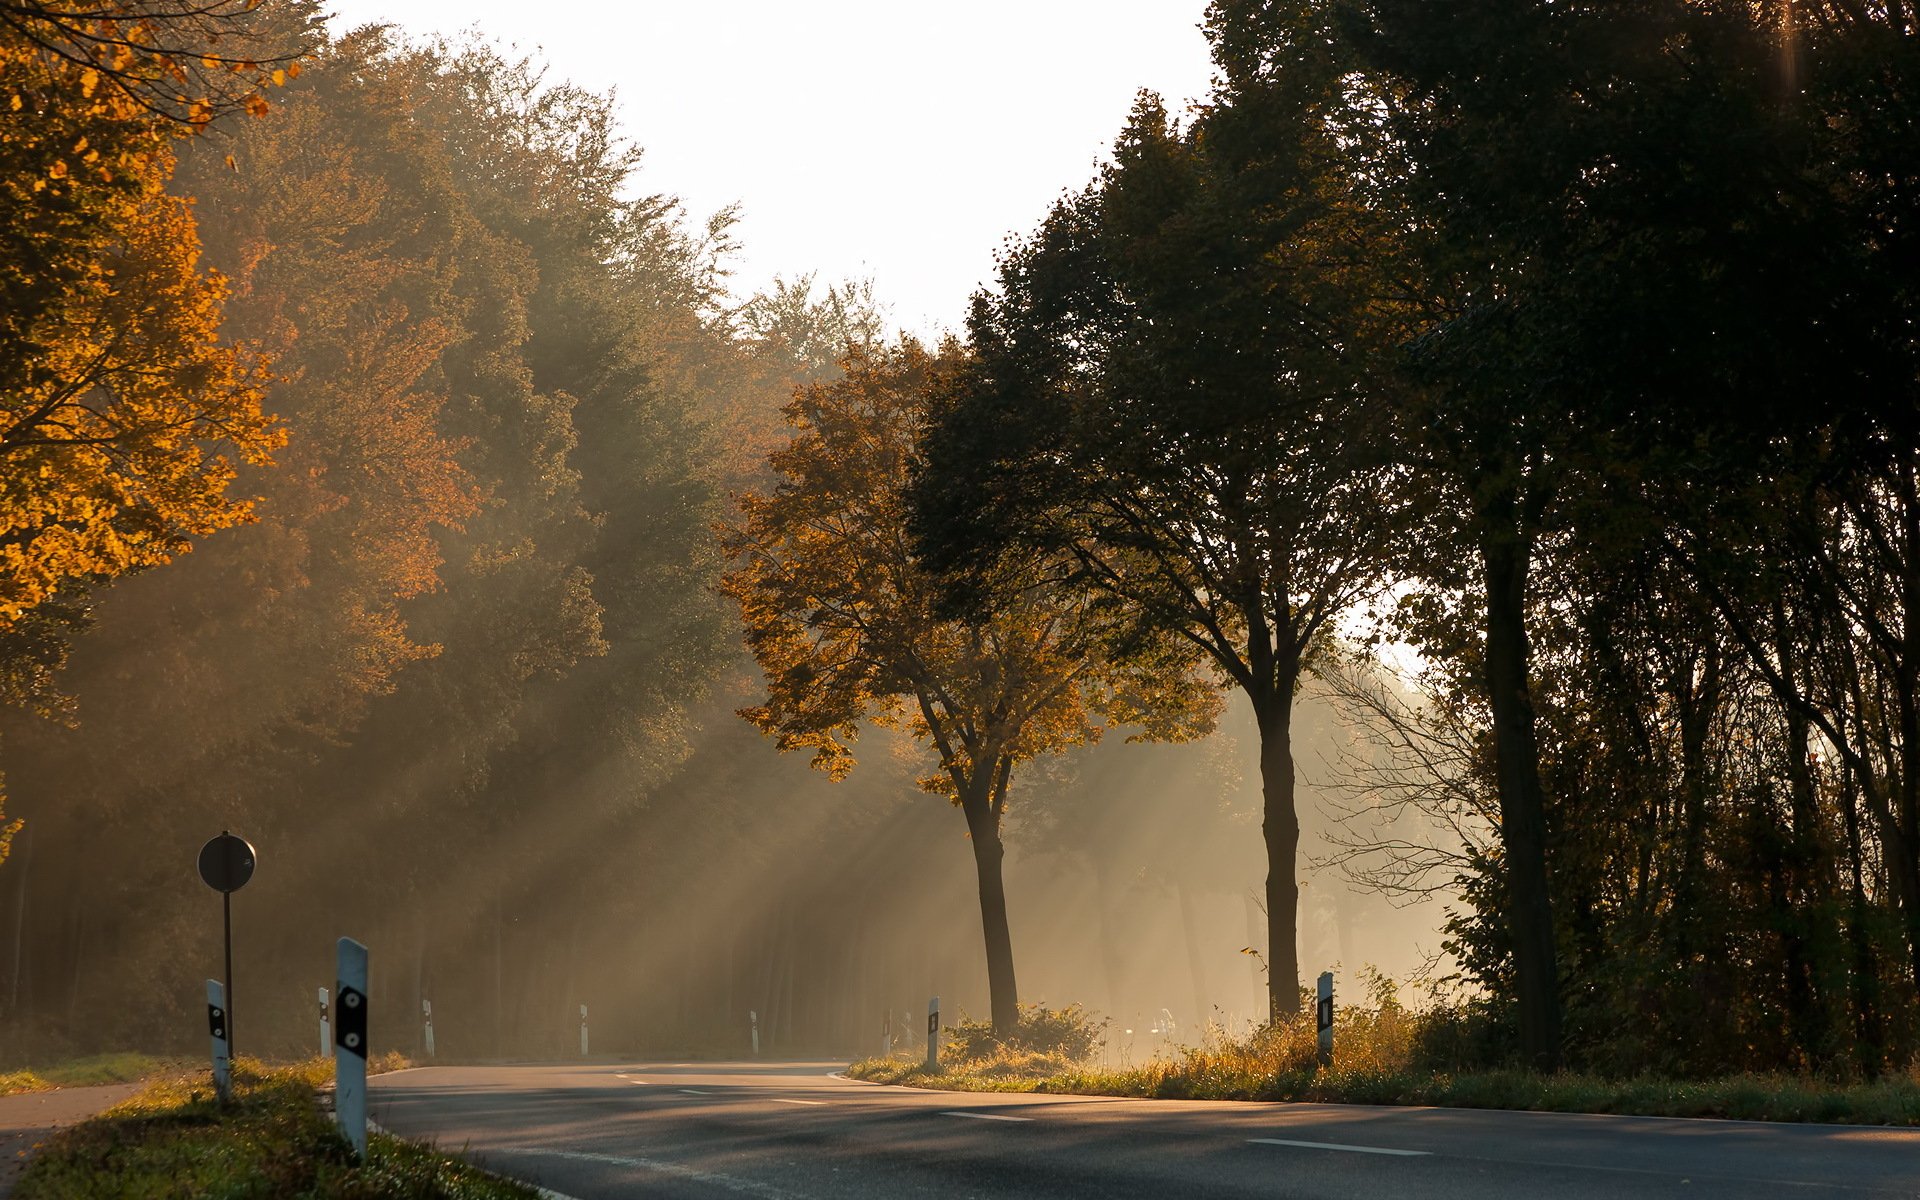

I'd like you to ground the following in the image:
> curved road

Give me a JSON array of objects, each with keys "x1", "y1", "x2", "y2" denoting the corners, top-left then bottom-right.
[{"x1": 370, "y1": 1061, "x2": 1920, "y2": 1199}]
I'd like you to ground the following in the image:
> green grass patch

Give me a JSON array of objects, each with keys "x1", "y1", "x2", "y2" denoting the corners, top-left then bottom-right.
[
  {"x1": 0, "y1": 1052, "x2": 173, "y2": 1096},
  {"x1": 14, "y1": 1059, "x2": 538, "y2": 1199}
]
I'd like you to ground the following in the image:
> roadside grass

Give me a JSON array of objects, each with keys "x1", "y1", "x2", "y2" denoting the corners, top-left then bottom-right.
[
  {"x1": 13, "y1": 1059, "x2": 536, "y2": 1199},
  {"x1": 852, "y1": 1053, "x2": 1920, "y2": 1125},
  {"x1": 850, "y1": 990, "x2": 1920, "y2": 1126},
  {"x1": 0, "y1": 1052, "x2": 174, "y2": 1096}
]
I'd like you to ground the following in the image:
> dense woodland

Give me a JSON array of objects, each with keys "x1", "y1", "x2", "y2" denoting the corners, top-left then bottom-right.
[{"x1": 1, "y1": 0, "x2": 1917, "y2": 1081}]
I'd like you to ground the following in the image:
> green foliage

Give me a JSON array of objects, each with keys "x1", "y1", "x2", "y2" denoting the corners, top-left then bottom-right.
[
  {"x1": 945, "y1": 1003, "x2": 1108, "y2": 1063},
  {"x1": 15, "y1": 1061, "x2": 538, "y2": 1199},
  {"x1": 0, "y1": 1052, "x2": 170, "y2": 1095}
]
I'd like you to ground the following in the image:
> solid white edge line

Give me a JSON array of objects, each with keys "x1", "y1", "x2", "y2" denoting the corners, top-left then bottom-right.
[
  {"x1": 1248, "y1": 1137, "x2": 1430, "y2": 1157},
  {"x1": 366, "y1": 1118, "x2": 587, "y2": 1200},
  {"x1": 769, "y1": 1098, "x2": 825, "y2": 1105},
  {"x1": 940, "y1": 1110, "x2": 1034, "y2": 1122},
  {"x1": 678, "y1": 1088, "x2": 710, "y2": 1095}
]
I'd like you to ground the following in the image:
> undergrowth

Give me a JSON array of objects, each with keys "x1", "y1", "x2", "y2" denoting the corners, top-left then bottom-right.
[{"x1": 851, "y1": 979, "x2": 1920, "y2": 1126}]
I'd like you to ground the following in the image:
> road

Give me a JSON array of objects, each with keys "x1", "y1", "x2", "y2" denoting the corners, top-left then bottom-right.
[
  {"x1": 370, "y1": 1061, "x2": 1920, "y2": 1199},
  {"x1": 0, "y1": 1082, "x2": 140, "y2": 1198}
]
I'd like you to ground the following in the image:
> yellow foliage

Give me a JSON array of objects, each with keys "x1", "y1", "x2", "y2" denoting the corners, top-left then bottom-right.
[
  {"x1": 722, "y1": 342, "x2": 1217, "y2": 813},
  {"x1": 0, "y1": 29, "x2": 279, "y2": 633}
]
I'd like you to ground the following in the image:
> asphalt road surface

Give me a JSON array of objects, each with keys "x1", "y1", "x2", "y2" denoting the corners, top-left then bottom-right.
[
  {"x1": 370, "y1": 1061, "x2": 1920, "y2": 1199},
  {"x1": 0, "y1": 1082, "x2": 140, "y2": 1198}
]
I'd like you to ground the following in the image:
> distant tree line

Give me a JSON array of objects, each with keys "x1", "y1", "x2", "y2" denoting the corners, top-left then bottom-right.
[{"x1": 0, "y1": 0, "x2": 908, "y2": 1058}]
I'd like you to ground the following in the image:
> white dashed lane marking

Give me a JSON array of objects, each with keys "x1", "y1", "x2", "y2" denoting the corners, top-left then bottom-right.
[
  {"x1": 941, "y1": 1110, "x2": 1034, "y2": 1122},
  {"x1": 1249, "y1": 1137, "x2": 1430, "y2": 1157}
]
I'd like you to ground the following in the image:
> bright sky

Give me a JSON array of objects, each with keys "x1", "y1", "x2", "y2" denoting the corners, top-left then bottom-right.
[{"x1": 321, "y1": 1, "x2": 1218, "y2": 338}]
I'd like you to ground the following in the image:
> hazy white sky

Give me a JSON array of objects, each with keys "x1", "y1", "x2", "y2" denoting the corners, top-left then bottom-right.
[{"x1": 321, "y1": 1, "x2": 1218, "y2": 337}]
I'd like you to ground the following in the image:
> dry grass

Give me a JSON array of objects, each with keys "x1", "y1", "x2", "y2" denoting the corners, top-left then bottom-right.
[{"x1": 850, "y1": 985, "x2": 1920, "y2": 1126}]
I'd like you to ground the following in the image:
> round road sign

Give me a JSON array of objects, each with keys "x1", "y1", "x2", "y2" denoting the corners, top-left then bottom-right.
[{"x1": 197, "y1": 832, "x2": 256, "y2": 893}]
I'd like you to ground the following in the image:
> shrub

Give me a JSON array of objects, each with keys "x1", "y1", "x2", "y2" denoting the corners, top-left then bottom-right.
[{"x1": 945, "y1": 1003, "x2": 1108, "y2": 1063}]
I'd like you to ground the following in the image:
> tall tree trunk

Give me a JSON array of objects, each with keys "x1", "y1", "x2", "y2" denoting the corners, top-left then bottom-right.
[
  {"x1": 1893, "y1": 461, "x2": 1920, "y2": 1000},
  {"x1": 1481, "y1": 524, "x2": 1564, "y2": 1072},
  {"x1": 1777, "y1": 609, "x2": 1829, "y2": 1058},
  {"x1": 8, "y1": 823, "x2": 30, "y2": 1021},
  {"x1": 1839, "y1": 758, "x2": 1884, "y2": 1075},
  {"x1": 1254, "y1": 687, "x2": 1302, "y2": 1018},
  {"x1": 960, "y1": 782, "x2": 1020, "y2": 1038}
]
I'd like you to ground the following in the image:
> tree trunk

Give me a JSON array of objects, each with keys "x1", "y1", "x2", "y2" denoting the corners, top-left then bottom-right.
[
  {"x1": 1777, "y1": 614, "x2": 1829, "y2": 1059},
  {"x1": 1838, "y1": 758, "x2": 1884, "y2": 1075},
  {"x1": 1481, "y1": 525, "x2": 1564, "y2": 1072},
  {"x1": 960, "y1": 784, "x2": 1020, "y2": 1038},
  {"x1": 8, "y1": 823, "x2": 30, "y2": 1021},
  {"x1": 1254, "y1": 688, "x2": 1301, "y2": 1018}
]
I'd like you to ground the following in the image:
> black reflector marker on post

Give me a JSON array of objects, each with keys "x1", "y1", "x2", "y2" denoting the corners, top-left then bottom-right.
[
  {"x1": 197, "y1": 831, "x2": 255, "y2": 1067},
  {"x1": 1316, "y1": 971, "x2": 1334, "y2": 1069},
  {"x1": 335, "y1": 937, "x2": 369, "y2": 1160},
  {"x1": 206, "y1": 979, "x2": 230, "y2": 1101},
  {"x1": 926, "y1": 996, "x2": 940, "y2": 1072}
]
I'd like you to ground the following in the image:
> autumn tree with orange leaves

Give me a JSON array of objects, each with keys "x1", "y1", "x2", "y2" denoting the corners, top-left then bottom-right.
[
  {"x1": 723, "y1": 341, "x2": 1217, "y2": 1037},
  {"x1": 0, "y1": 9, "x2": 281, "y2": 864}
]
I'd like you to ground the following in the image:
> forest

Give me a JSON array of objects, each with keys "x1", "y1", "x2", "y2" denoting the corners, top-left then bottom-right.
[{"x1": 1, "y1": 0, "x2": 1917, "y2": 1086}]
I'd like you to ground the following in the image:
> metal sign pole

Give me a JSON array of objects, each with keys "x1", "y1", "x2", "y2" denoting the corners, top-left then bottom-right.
[
  {"x1": 925, "y1": 996, "x2": 940, "y2": 1072},
  {"x1": 206, "y1": 979, "x2": 231, "y2": 1102},
  {"x1": 334, "y1": 938, "x2": 369, "y2": 1160},
  {"x1": 197, "y1": 831, "x2": 255, "y2": 1072},
  {"x1": 223, "y1": 890, "x2": 235, "y2": 1064}
]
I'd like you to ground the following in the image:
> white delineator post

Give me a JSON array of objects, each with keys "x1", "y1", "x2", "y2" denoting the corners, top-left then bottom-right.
[
  {"x1": 206, "y1": 979, "x2": 231, "y2": 1102},
  {"x1": 334, "y1": 937, "x2": 369, "y2": 1160},
  {"x1": 317, "y1": 987, "x2": 330, "y2": 1059},
  {"x1": 579, "y1": 1004, "x2": 589, "y2": 1057},
  {"x1": 422, "y1": 999, "x2": 435, "y2": 1059},
  {"x1": 750, "y1": 1009, "x2": 759, "y2": 1056},
  {"x1": 1315, "y1": 971, "x2": 1334, "y2": 1070},
  {"x1": 925, "y1": 996, "x2": 940, "y2": 1072}
]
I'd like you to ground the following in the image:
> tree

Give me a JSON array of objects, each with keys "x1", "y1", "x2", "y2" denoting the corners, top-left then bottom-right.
[
  {"x1": 724, "y1": 341, "x2": 1215, "y2": 1037},
  {"x1": 912, "y1": 7, "x2": 1404, "y2": 1020},
  {"x1": 0, "y1": 0, "x2": 299, "y2": 127},
  {"x1": 0, "y1": 23, "x2": 278, "y2": 638},
  {"x1": 0, "y1": 17, "x2": 280, "y2": 867}
]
